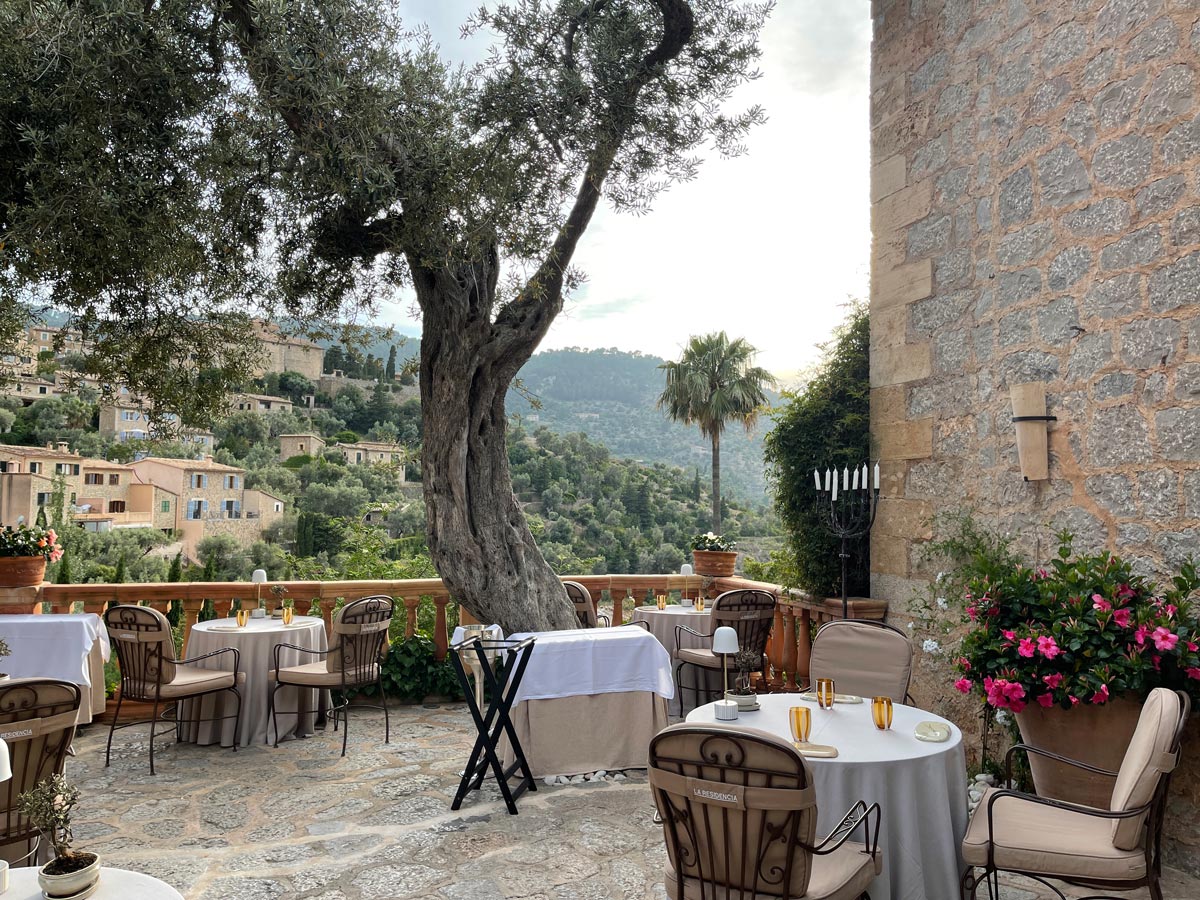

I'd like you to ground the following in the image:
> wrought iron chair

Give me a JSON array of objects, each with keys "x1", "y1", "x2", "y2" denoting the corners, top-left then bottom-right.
[
  {"x1": 0, "y1": 679, "x2": 80, "y2": 867},
  {"x1": 650, "y1": 723, "x2": 882, "y2": 899},
  {"x1": 806, "y1": 619, "x2": 914, "y2": 703},
  {"x1": 674, "y1": 589, "x2": 776, "y2": 713},
  {"x1": 269, "y1": 595, "x2": 394, "y2": 756},
  {"x1": 104, "y1": 605, "x2": 244, "y2": 775},
  {"x1": 962, "y1": 687, "x2": 1190, "y2": 900},
  {"x1": 564, "y1": 580, "x2": 609, "y2": 627}
]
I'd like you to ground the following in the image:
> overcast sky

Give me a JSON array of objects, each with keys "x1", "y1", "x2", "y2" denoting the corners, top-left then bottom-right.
[{"x1": 387, "y1": 1, "x2": 872, "y2": 379}]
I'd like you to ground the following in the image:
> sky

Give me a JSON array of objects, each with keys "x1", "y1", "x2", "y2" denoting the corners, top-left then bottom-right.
[{"x1": 387, "y1": 1, "x2": 872, "y2": 380}]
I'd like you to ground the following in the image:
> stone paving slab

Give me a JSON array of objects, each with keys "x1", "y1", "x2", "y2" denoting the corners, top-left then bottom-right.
[{"x1": 56, "y1": 703, "x2": 1200, "y2": 899}]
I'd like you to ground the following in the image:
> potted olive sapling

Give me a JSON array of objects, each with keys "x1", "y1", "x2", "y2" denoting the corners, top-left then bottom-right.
[
  {"x1": 17, "y1": 774, "x2": 101, "y2": 897},
  {"x1": 726, "y1": 649, "x2": 762, "y2": 711}
]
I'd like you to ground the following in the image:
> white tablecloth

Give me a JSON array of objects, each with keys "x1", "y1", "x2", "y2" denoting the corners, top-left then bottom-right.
[
  {"x1": 628, "y1": 605, "x2": 712, "y2": 654},
  {"x1": 451, "y1": 624, "x2": 505, "y2": 646},
  {"x1": 0, "y1": 614, "x2": 110, "y2": 724},
  {"x1": 180, "y1": 616, "x2": 328, "y2": 748},
  {"x1": 687, "y1": 694, "x2": 968, "y2": 900},
  {"x1": 507, "y1": 625, "x2": 674, "y2": 703},
  {"x1": 6, "y1": 866, "x2": 183, "y2": 899}
]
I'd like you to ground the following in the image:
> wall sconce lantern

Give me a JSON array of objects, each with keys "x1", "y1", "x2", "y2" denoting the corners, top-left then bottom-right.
[{"x1": 1010, "y1": 382, "x2": 1056, "y2": 481}]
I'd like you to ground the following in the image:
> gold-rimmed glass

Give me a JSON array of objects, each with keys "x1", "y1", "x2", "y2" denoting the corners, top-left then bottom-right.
[
  {"x1": 789, "y1": 706, "x2": 811, "y2": 743},
  {"x1": 236, "y1": 609, "x2": 249, "y2": 628},
  {"x1": 816, "y1": 678, "x2": 836, "y2": 710},
  {"x1": 282, "y1": 606, "x2": 294, "y2": 626},
  {"x1": 872, "y1": 696, "x2": 893, "y2": 730}
]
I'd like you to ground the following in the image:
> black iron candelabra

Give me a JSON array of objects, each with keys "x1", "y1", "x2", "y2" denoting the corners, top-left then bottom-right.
[{"x1": 814, "y1": 463, "x2": 880, "y2": 619}]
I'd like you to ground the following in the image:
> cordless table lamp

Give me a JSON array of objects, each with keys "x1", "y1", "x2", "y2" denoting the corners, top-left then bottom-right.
[{"x1": 712, "y1": 626, "x2": 740, "y2": 720}]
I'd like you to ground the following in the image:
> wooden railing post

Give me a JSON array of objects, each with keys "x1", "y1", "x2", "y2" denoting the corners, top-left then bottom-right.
[
  {"x1": 612, "y1": 589, "x2": 625, "y2": 626},
  {"x1": 766, "y1": 605, "x2": 785, "y2": 688},
  {"x1": 433, "y1": 596, "x2": 449, "y2": 660},
  {"x1": 181, "y1": 598, "x2": 204, "y2": 656},
  {"x1": 318, "y1": 596, "x2": 334, "y2": 634},
  {"x1": 403, "y1": 597, "x2": 419, "y2": 638},
  {"x1": 796, "y1": 609, "x2": 814, "y2": 688},
  {"x1": 781, "y1": 604, "x2": 798, "y2": 691}
]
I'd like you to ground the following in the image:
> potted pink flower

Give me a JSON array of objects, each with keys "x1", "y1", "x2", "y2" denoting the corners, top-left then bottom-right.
[{"x1": 0, "y1": 523, "x2": 64, "y2": 587}]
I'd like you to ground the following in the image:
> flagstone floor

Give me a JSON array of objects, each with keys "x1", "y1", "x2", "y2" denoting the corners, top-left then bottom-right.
[{"x1": 55, "y1": 703, "x2": 1200, "y2": 899}]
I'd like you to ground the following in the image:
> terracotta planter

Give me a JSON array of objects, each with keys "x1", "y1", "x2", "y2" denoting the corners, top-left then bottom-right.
[
  {"x1": 0, "y1": 555, "x2": 46, "y2": 588},
  {"x1": 39, "y1": 852, "x2": 100, "y2": 898},
  {"x1": 692, "y1": 550, "x2": 737, "y2": 577},
  {"x1": 1014, "y1": 693, "x2": 1141, "y2": 808}
]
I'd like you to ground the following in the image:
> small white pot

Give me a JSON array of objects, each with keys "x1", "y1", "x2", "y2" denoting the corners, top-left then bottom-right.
[{"x1": 38, "y1": 852, "x2": 100, "y2": 898}]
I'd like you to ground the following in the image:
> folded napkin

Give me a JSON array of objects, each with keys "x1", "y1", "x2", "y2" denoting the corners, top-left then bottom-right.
[
  {"x1": 914, "y1": 721, "x2": 951, "y2": 743},
  {"x1": 796, "y1": 692, "x2": 863, "y2": 704},
  {"x1": 793, "y1": 742, "x2": 839, "y2": 758}
]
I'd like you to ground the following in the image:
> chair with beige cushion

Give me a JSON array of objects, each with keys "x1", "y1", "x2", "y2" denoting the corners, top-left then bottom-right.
[
  {"x1": 675, "y1": 589, "x2": 776, "y2": 713},
  {"x1": 564, "y1": 580, "x2": 609, "y2": 628},
  {"x1": 962, "y1": 687, "x2": 1189, "y2": 900},
  {"x1": 105, "y1": 604, "x2": 244, "y2": 775},
  {"x1": 807, "y1": 619, "x2": 914, "y2": 703},
  {"x1": 269, "y1": 595, "x2": 394, "y2": 756},
  {"x1": 650, "y1": 723, "x2": 882, "y2": 899},
  {"x1": 0, "y1": 678, "x2": 81, "y2": 867}
]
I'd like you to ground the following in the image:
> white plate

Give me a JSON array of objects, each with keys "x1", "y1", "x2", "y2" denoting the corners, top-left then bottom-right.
[
  {"x1": 207, "y1": 625, "x2": 242, "y2": 632},
  {"x1": 795, "y1": 692, "x2": 864, "y2": 704},
  {"x1": 914, "y1": 721, "x2": 952, "y2": 742},
  {"x1": 41, "y1": 879, "x2": 99, "y2": 900}
]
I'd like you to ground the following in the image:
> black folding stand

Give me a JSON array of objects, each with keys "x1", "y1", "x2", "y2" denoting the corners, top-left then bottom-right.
[{"x1": 449, "y1": 635, "x2": 537, "y2": 815}]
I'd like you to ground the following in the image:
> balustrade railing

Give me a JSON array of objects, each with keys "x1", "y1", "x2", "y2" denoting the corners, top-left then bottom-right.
[{"x1": 0, "y1": 574, "x2": 886, "y2": 687}]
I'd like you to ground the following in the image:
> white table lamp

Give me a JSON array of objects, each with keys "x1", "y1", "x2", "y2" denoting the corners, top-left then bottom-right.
[
  {"x1": 680, "y1": 563, "x2": 693, "y2": 576},
  {"x1": 251, "y1": 568, "x2": 269, "y2": 617},
  {"x1": 0, "y1": 737, "x2": 10, "y2": 783},
  {"x1": 712, "y1": 626, "x2": 740, "y2": 720}
]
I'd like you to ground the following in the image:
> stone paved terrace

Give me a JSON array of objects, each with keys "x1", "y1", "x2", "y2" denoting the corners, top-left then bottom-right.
[{"x1": 55, "y1": 703, "x2": 1200, "y2": 899}]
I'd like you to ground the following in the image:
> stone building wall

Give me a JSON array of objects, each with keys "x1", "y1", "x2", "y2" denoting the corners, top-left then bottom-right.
[{"x1": 869, "y1": 0, "x2": 1200, "y2": 869}]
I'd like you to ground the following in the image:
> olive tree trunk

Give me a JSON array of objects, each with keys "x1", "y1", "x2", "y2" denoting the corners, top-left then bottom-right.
[{"x1": 415, "y1": 256, "x2": 578, "y2": 634}]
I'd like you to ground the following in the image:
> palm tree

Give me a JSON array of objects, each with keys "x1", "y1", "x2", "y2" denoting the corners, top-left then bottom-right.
[{"x1": 658, "y1": 332, "x2": 776, "y2": 534}]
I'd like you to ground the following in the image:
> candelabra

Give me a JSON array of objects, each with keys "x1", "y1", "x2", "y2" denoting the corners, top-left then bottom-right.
[{"x1": 814, "y1": 463, "x2": 881, "y2": 619}]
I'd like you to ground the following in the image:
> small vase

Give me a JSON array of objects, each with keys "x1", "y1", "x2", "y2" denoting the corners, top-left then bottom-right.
[
  {"x1": 0, "y1": 555, "x2": 47, "y2": 588},
  {"x1": 691, "y1": 550, "x2": 737, "y2": 577},
  {"x1": 38, "y1": 852, "x2": 100, "y2": 898}
]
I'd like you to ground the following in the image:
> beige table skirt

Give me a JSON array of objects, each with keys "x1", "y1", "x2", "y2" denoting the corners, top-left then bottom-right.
[{"x1": 501, "y1": 690, "x2": 669, "y2": 777}]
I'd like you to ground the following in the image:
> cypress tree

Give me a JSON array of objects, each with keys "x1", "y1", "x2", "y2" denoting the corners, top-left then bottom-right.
[
  {"x1": 56, "y1": 552, "x2": 73, "y2": 584},
  {"x1": 385, "y1": 345, "x2": 397, "y2": 382},
  {"x1": 167, "y1": 551, "x2": 183, "y2": 582},
  {"x1": 113, "y1": 553, "x2": 127, "y2": 583}
]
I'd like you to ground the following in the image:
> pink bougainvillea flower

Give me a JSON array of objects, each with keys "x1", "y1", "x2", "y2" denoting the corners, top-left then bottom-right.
[
  {"x1": 1070, "y1": 695, "x2": 1080, "y2": 706},
  {"x1": 1188, "y1": 641, "x2": 1198, "y2": 652},
  {"x1": 957, "y1": 657, "x2": 971, "y2": 671},
  {"x1": 1134, "y1": 625, "x2": 1151, "y2": 646},
  {"x1": 954, "y1": 678, "x2": 972, "y2": 694},
  {"x1": 1043, "y1": 673, "x2": 1064, "y2": 689},
  {"x1": 1036, "y1": 692, "x2": 1054, "y2": 708},
  {"x1": 1152, "y1": 627, "x2": 1179, "y2": 652},
  {"x1": 1187, "y1": 668, "x2": 1200, "y2": 681},
  {"x1": 1018, "y1": 637, "x2": 1036, "y2": 658},
  {"x1": 1165, "y1": 604, "x2": 1177, "y2": 619},
  {"x1": 1112, "y1": 608, "x2": 1132, "y2": 628},
  {"x1": 1002, "y1": 629, "x2": 1016, "y2": 641},
  {"x1": 966, "y1": 606, "x2": 977, "y2": 622},
  {"x1": 1118, "y1": 583, "x2": 1135, "y2": 600},
  {"x1": 1092, "y1": 594, "x2": 1111, "y2": 612},
  {"x1": 1035, "y1": 568, "x2": 1048, "y2": 579},
  {"x1": 1037, "y1": 635, "x2": 1061, "y2": 659},
  {"x1": 1091, "y1": 684, "x2": 1110, "y2": 704}
]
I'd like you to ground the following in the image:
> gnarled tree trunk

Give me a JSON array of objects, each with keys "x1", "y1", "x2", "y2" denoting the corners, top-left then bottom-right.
[{"x1": 415, "y1": 255, "x2": 577, "y2": 634}]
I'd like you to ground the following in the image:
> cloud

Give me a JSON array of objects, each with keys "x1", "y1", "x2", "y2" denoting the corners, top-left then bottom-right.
[{"x1": 767, "y1": 2, "x2": 872, "y2": 96}]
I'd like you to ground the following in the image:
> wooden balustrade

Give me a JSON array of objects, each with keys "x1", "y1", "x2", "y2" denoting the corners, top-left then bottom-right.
[{"x1": 0, "y1": 574, "x2": 887, "y2": 682}]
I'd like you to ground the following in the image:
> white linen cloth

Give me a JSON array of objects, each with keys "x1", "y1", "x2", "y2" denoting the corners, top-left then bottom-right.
[
  {"x1": 507, "y1": 625, "x2": 674, "y2": 703},
  {"x1": 628, "y1": 605, "x2": 712, "y2": 655},
  {"x1": 450, "y1": 624, "x2": 505, "y2": 646},
  {"x1": 180, "y1": 616, "x2": 328, "y2": 748},
  {"x1": 0, "y1": 614, "x2": 110, "y2": 724},
  {"x1": 6, "y1": 866, "x2": 183, "y2": 899},
  {"x1": 687, "y1": 693, "x2": 968, "y2": 900}
]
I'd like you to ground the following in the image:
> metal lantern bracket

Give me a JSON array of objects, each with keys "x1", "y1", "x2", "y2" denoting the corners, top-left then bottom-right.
[{"x1": 1010, "y1": 415, "x2": 1058, "y2": 422}]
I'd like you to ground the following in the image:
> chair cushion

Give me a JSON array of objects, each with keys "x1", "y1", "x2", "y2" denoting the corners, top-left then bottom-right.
[
  {"x1": 962, "y1": 788, "x2": 1147, "y2": 881},
  {"x1": 1110, "y1": 688, "x2": 1180, "y2": 849},
  {"x1": 271, "y1": 660, "x2": 380, "y2": 687},
  {"x1": 809, "y1": 620, "x2": 912, "y2": 702},
  {"x1": 677, "y1": 647, "x2": 721, "y2": 669},
  {"x1": 664, "y1": 842, "x2": 880, "y2": 900},
  {"x1": 127, "y1": 665, "x2": 244, "y2": 700}
]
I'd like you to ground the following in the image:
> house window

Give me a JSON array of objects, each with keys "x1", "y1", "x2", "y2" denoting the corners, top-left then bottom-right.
[
  {"x1": 38, "y1": 386, "x2": 47, "y2": 394},
  {"x1": 274, "y1": 502, "x2": 283, "y2": 513},
  {"x1": 225, "y1": 474, "x2": 238, "y2": 489},
  {"x1": 191, "y1": 473, "x2": 207, "y2": 489},
  {"x1": 84, "y1": 473, "x2": 103, "y2": 485},
  {"x1": 108, "y1": 473, "x2": 120, "y2": 485},
  {"x1": 0, "y1": 461, "x2": 7, "y2": 473},
  {"x1": 108, "y1": 500, "x2": 126, "y2": 513},
  {"x1": 40, "y1": 332, "x2": 49, "y2": 341},
  {"x1": 223, "y1": 499, "x2": 241, "y2": 519},
  {"x1": 28, "y1": 462, "x2": 39, "y2": 474},
  {"x1": 187, "y1": 499, "x2": 207, "y2": 519},
  {"x1": 36, "y1": 492, "x2": 50, "y2": 506},
  {"x1": 161, "y1": 500, "x2": 170, "y2": 513},
  {"x1": 355, "y1": 452, "x2": 362, "y2": 463},
  {"x1": 298, "y1": 443, "x2": 305, "y2": 452}
]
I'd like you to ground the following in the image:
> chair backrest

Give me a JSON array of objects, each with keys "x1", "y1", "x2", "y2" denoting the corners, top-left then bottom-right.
[
  {"x1": 330, "y1": 596, "x2": 395, "y2": 682},
  {"x1": 563, "y1": 581, "x2": 598, "y2": 628},
  {"x1": 105, "y1": 604, "x2": 178, "y2": 693},
  {"x1": 1110, "y1": 687, "x2": 1189, "y2": 850},
  {"x1": 649, "y1": 723, "x2": 818, "y2": 900},
  {"x1": 809, "y1": 619, "x2": 913, "y2": 702},
  {"x1": 0, "y1": 678, "x2": 81, "y2": 865},
  {"x1": 710, "y1": 590, "x2": 777, "y2": 659}
]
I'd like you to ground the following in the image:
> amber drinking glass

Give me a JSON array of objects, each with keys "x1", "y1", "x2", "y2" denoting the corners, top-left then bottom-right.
[
  {"x1": 789, "y1": 706, "x2": 811, "y2": 744},
  {"x1": 236, "y1": 609, "x2": 249, "y2": 628},
  {"x1": 872, "y1": 696, "x2": 894, "y2": 730},
  {"x1": 816, "y1": 678, "x2": 836, "y2": 709},
  {"x1": 282, "y1": 606, "x2": 294, "y2": 626}
]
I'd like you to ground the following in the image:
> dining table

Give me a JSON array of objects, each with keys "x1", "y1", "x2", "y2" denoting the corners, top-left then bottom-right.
[
  {"x1": 5, "y1": 866, "x2": 183, "y2": 899},
  {"x1": 178, "y1": 615, "x2": 328, "y2": 748},
  {"x1": 0, "y1": 614, "x2": 109, "y2": 725},
  {"x1": 500, "y1": 625, "x2": 675, "y2": 777},
  {"x1": 687, "y1": 693, "x2": 968, "y2": 900},
  {"x1": 628, "y1": 603, "x2": 719, "y2": 715}
]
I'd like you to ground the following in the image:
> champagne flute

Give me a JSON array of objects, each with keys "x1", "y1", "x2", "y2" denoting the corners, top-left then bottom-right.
[
  {"x1": 816, "y1": 678, "x2": 836, "y2": 710},
  {"x1": 789, "y1": 706, "x2": 811, "y2": 744},
  {"x1": 872, "y1": 696, "x2": 894, "y2": 730}
]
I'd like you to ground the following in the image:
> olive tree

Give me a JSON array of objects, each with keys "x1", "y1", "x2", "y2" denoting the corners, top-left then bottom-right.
[{"x1": 1, "y1": 0, "x2": 770, "y2": 630}]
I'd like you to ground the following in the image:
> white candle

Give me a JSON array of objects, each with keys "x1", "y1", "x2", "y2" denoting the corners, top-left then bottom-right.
[
  {"x1": 824, "y1": 469, "x2": 831, "y2": 492},
  {"x1": 831, "y1": 476, "x2": 838, "y2": 501},
  {"x1": 852, "y1": 467, "x2": 859, "y2": 490},
  {"x1": 862, "y1": 464, "x2": 869, "y2": 491},
  {"x1": 814, "y1": 469, "x2": 821, "y2": 490},
  {"x1": 842, "y1": 467, "x2": 849, "y2": 490},
  {"x1": 874, "y1": 463, "x2": 880, "y2": 490}
]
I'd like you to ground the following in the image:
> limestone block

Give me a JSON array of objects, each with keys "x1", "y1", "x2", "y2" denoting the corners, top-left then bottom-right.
[
  {"x1": 872, "y1": 259, "x2": 933, "y2": 310},
  {"x1": 871, "y1": 342, "x2": 933, "y2": 387},
  {"x1": 876, "y1": 418, "x2": 934, "y2": 460},
  {"x1": 871, "y1": 154, "x2": 908, "y2": 203},
  {"x1": 870, "y1": 304, "x2": 909, "y2": 349},
  {"x1": 874, "y1": 497, "x2": 934, "y2": 540}
]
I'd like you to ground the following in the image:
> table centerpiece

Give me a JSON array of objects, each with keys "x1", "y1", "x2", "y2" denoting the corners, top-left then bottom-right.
[{"x1": 17, "y1": 773, "x2": 100, "y2": 897}]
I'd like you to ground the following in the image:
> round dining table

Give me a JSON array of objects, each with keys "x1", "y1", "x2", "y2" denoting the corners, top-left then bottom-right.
[
  {"x1": 687, "y1": 693, "x2": 968, "y2": 900},
  {"x1": 179, "y1": 615, "x2": 329, "y2": 748},
  {"x1": 629, "y1": 604, "x2": 716, "y2": 715},
  {"x1": 5, "y1": 867, "x2": 183, "y2": 899}
]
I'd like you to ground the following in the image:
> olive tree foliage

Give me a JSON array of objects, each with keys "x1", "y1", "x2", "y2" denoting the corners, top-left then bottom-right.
[{"x1": 1, "y1": 0, "x2": 771, "y2": 631}]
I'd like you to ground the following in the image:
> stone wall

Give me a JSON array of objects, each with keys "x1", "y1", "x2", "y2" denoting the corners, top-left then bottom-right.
[{"x1": 869, "y1": 0, "x2": 1200, "y2": 869}]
